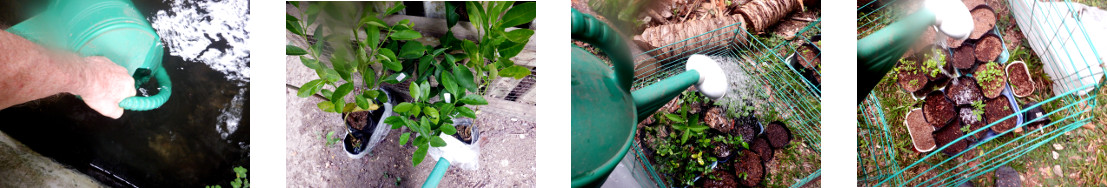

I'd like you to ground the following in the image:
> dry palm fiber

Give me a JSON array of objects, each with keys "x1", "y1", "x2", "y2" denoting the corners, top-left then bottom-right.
[
  {"x1": 739, "y1": 0, "x2": 800, "y2": 33},
  {"x1": 632, "y1": 14, "x2": 748, "y2": 77}
]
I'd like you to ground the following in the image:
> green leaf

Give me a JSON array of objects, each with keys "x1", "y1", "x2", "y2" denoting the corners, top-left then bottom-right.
[
  {"x1": 390, "y1": 30, "x2": 423, "y2": 41},
  {"x1": 500, "y1": 65, "x2": 530, "y2": 79},
  {"x1": 465, "y1": 2, "x2": 485, "y2": 30},
  {"x1": 384, "y1": 3, "x2": 406, "y2": 16},
  {"x1": 317, "y1": 101, "x2": 335, "y2": 113},
  {"x1": 412, "y1": 144, "x2": 428, "y2": 166},
  {"x1": 409, "y1": 82, "x2": 422, "y2": 102},
  {"x1": 355, "y1": 95, "x2": 370, "y2": 109},
  {"x1": 333, "y1": 98, "x2": 345, "y2": 112},
  {"x1": 453, "y1": 65, "x2": 477, "y2": 92},
  {"x1": 316, "y1": 68, "x2": 341, "y2": 83},
  {"x1": 394, "y1": 102, "x2": 414, "y2": 113},
  {"x1": 286, "y1": 45, "x2": 307, "y2": 55},
  {"x1": 420, "y1": 80, "x2": 431, "y2": 100},
  {"x1": 286, "y1": 21, "x2": 304, "y2": 36},
  {"x1": 441, "y1": 123, "x2": 457, "y2": 135},
  {"x1": 343, "y1": 102, "x2": 357, "y2": 112},
  {"x1": 359, "y1": 15, "x2": 388, "y2": 29},
  {"x1": 424, "y1": 107, "x2": 439, "y2": 119},
  {"x1": 379, "y1": 52, "x2": 402, "y2": 72},
  {"x1": 297, "y1": 79, "x2": 325, "y2": 98},
  {"x1": 306, "y1": 4, "x2": 321, "y2": 24},
  {"x1": 400, "y1": 41, "x2": 425, "y2": 59},
  {"x1": 446, "y1": 2, "x2": 460, "y2": 28},
  {"x1": 320, "y1": 89, "x2": 334, "y2": 99},
  {"x1": 457, "y1": 106, "x2": 476, "y2": 118},
  {"x1": 664, "y1": 114, "x2": 685, "y2": 123},
  {"x1": 362, "y1": 65, "x2": 377, "y2": 89},
  {"x1": 504, "y1": 29, "x2": 534, "y2": 44},
  {"x1": 399, "y1": 132, "x2": 411, "y2": 145},
  {"x1": 430, "y1": 136, "x2": 447, "y2": 147},
  {"x1": 501, "y1": 2, "x2": 536, "y2": 28},
  {"x1": 459, "y1": 95, "x2": 488, "y2": 105},
  {"x1": 385, "y1": 116, "x2": 405, "y2": 129},
  {"x1": 331, "y1": 56, "x2": 353, "y2": 82},
  {"x1": 440, "y1": 73, "x2": 458, "y2": 95},
  {"x1": 333, "y1": 83, "x2": 354, "y2": 101},
  {"x1": 365, "y1": 25, "x2": 380, "y2": 49},
  {"x1": 498, "y1": 40, "x2": 527, "y2": 59}
]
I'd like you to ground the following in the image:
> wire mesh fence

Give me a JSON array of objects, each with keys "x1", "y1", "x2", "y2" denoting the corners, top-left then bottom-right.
[
  {"x1": 857, "y1": 0, "x2": 1102, "y2": 186},
  {"x1": 628, "y1": 20, "x2": 822, "y2": 187}
]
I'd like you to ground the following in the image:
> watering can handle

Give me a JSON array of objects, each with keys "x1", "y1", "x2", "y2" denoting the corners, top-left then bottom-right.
[
  {"x1": 570, "y1": 8, "x2": 636, "y2": 91},
  {"x1": 119, "y1": 66, "x2": 171, "y2": 111},
  {"x1": 421, "y1": 157, "x2": 450, "y2": 188}
]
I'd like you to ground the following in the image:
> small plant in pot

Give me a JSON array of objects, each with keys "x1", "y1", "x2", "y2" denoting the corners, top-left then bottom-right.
[
  {"x1": 919, "y1": 47, "x2": 953, "y2": 82},
  {"x1": 894, "y1": 58, "x2": 928, "y2": 93},
  {"x1": 287, "y1": 2, "x2": 408, "y2": 158},
  {"x1": 985, "y1": 97, "x2": 1018, "y2": 134},
  {"x1": 905, "y1": 108, "x2": 937, "y2": 152},
  {"x1": 923, "y1": 90, "x2": 956, "y2": 129},
  {"x1": 958, "y1": 100, "x2": 988, "y2": 140},
  {"x1": 974, "y1": 61, "x2": 1007, "y2": 99},
  {"x1": 1005, "y1": 61, "x2": 1035, "y2": 97}
]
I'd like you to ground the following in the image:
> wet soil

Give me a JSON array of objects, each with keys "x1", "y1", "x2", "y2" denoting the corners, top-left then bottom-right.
[
  {"x1": 948, "y1": 77, "x2": 983, "y2": 106},
  {"x1": 933, "y1": 122, "x2": 969, "y2": 156},
  {"x1": 985, "y1": 97, "x2": 1017, "y2": 133},
  {"x1": 958, "y1": 107, "x2": 987, "y2": 140},
  {"x1": 734, "y1": 150, "x2": 764, "y2": 187},
  {"x1": 923, "y1": 91, "x2": 956, "y2": 128},
  {"x1": 702, "y1": 169, "x2": 739, "y2": 188},
  {"x1": 751, "y1": 137, "x2": 774, "y2": 162},
  {"x1": 764, "y1": 121, "x2": 791, "y2": 149},
  {"x1": 897, "y1": 66, "x2": 927, "y2": 93},
  {"x1": 953, "y1": 44, "x2": 976, "y2": 71}
]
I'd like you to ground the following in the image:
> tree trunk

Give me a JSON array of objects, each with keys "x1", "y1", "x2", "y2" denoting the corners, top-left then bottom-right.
[{"x1": 738, "y1": 0, "x2": 801, "y2": 33}]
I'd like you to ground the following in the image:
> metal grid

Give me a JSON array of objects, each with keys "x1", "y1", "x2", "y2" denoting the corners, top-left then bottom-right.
[
  {"x1": 857, "y1": 0, "x2": 1102, "y2": 186},
  {"x1": 630, "y1": 20, "x2": 822, "y2": 188}
]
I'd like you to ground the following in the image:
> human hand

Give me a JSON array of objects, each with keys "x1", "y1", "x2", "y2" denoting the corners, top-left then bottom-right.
[{"x1": 72, "y1": 56, "x2": 135, "y2": 119}]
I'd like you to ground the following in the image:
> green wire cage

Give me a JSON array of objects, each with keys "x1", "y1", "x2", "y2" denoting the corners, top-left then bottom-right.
[
  {"x1": 858, "y1": 0, "x2": 1103, "y2": 186},
  {"x1": 625, "y1": 20, "x2": 822, "y2": 187}
]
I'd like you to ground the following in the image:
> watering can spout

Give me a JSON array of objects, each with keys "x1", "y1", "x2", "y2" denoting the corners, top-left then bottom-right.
[
  {"x1": 857, "y1": 0, "x2": 972, "y2": 102},
  {"x1": 6, "y1": 0, "x2": 171, "y2": 111}
]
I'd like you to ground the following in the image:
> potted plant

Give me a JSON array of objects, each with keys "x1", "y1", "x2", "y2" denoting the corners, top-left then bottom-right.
[
  {"x1": 923, "y1": 90, "x2": 956, "y2": 128},
  {"x1": 763, "y1": 121, "x2": 792, "y2": 149},
  {"x1": 377, "y1": 1, "x2": 535, "y2": 166},
  {"x1": 974, "y1": 61, "x2": 1007, "y2": 99},
  {"x1": 969, "y1": 5, "x2": 997, "y2": 40},
  {"x1": 905, "y1": 108, "x2": 937, "y2": 152},
  {"x1": 895, "y1": 58, "x2": 927, "y2": 93},
  {"x1": 947, "y1": 76, "x2": 983, "y2": 106},
  {"x1": 287, "y1": 2, "x2": 408, "y2": 157},
  {"x1": 985, "y1": 97, "x2": 1018, "y2": 133},
  {"x1": 958, "y1": 100, "x2": 988, "y2": 140},
  {"x1": 733, "y1": 150, "x2": 765, "y2": 187},
  {"x1": 1005, "y1": 61, "x2": 1035, "y2": 97},
  {"x1": 919, "y1": 47, "x2": 953, "y2": 82}
]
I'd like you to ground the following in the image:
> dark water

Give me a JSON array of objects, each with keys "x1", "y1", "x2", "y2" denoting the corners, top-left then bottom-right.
[{"x1": 0, "y1": 0, "x2": 249, "y2": 187}]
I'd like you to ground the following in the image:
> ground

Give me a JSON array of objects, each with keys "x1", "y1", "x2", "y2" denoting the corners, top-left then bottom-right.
[{"x1": 857, "y1": 0, "x2": 1107, "y2": 186}]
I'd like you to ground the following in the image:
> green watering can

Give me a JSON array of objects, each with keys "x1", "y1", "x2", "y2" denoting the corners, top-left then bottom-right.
[
  {"x1": 6, "y1": 0, "x2": 171, "y2": 111},
  {"x1": 857, "y1": 0, "x2": 972, "y2": 103},
  {"x1": 570, "y1": 9, "x2": 728, "y2": 187}
]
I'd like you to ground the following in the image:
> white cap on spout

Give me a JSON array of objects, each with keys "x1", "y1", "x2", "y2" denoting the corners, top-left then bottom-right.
[
  {"x1": 927, "y1": 0, "x2": 974, "y2": 40},
  {"x1": 686, "y1": 54, "x2": 728, "y2": 99}
]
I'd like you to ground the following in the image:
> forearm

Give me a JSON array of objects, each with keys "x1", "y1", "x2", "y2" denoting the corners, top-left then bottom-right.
[{"x1": 0, "y1": 29, "x2": 85, "y2": 109}]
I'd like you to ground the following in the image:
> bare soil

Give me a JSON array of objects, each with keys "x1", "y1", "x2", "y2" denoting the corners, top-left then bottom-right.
[
  {"x1": 764, "y1": 121, "x2": 792, "y2": 148},
  {"x1": 985, "y1": 97, "x2": 1016, "y2": 133},
  {"x1": 906, "y1": 109, "x2": 937, "y2": 152},
  {"x1": 953, "y1": 44, "x2": 976, "y2": 71},
  {"x1": 702, "y1": 169, "x2": 739, "y2": 188},
  {"x1": 752, "y1": 137, "x2": 774, "y2": 161},
  {"x1": 970, "y1": 6, "x2": 997, "y2": 40},
  {"x1": 975, "y1": 35, "x2": 1003, "y2": 63},
  {"x1": 933, "y1": 122, "x2": 968, "y2": 156},
  {"x1": 923, "y1": 91, "x2": 956, "y2": 128},
  {"x1": 1007, "y1": 63, "x2": 1034, "y2": 97}
]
